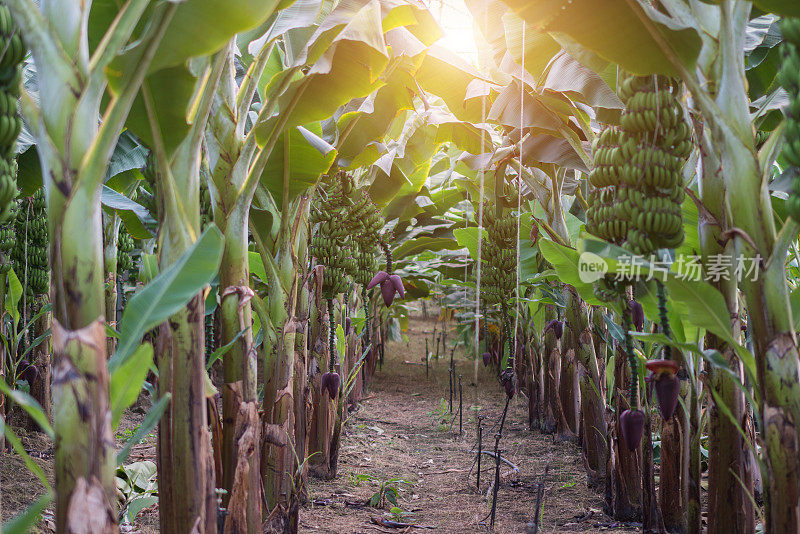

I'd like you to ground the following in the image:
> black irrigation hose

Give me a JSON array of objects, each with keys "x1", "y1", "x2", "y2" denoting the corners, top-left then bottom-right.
[
  {"x1": 449, "y1": 346, "x2": 456, "y2": 413},
  {"x1": 449, "y1": 363, "x2": 453, "y2": 413},
  {"x1": 459, "y1": 374, "x2": 463, "y2": 436},
  {"x1": 489, "y1": 396, "x2": 512, "y2": 528},
  {"x1": 476, "y1": 416, "x2": 483, "y2": 489}
]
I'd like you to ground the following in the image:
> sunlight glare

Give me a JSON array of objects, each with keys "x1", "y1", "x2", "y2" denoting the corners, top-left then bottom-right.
[{"x1": 432, "y1": 0, "x2": 478, "y2": 65}]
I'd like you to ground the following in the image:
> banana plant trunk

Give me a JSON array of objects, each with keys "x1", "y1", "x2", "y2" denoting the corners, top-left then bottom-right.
[
  {"x1": 542, "y1": 303, "x2": 559, "y2": 433},
  {"x1": 0, "y1": 268, "x2": 5, "y2": 418},
  {"x1": 308, "y1": 273, "x2": 334, "y2": 479},
  {"x1": 4, "y1": 1, "x2": 180, "y2": 531},
  {"x1": 156, "y1": 295, "x2": 217, "y2": 534},
  {"x1": 153, "y1": 160, "x2": 218, "y2": 533},
  {"x1": 50, "y1": 200, "x2": 117, "y2": 533},
  {"x1": 610, "y1": 342, "x2": 641, "y2": 521},
  {"x1": 659, "y1": 389, "x2": 689, "y2": 534},
  {"x1": 696, "y1": 109, "x2": 755, "y2": 534},
  {"x1": 558, "y1": 348, "x2": 579, "y2": 437},
  {"x1": 291, "y1": 212, "x2": 311, "y2": 503},
  {"x1": 641, "y1": 393, "x2": 663, "y2": 532},
  {"x1": 309, "y1": 295, "x2": 345, "y2": 479},
  {"x1": 263, "y1": 195, "x2": 309, "y2": 530},
  {"x1": 218, "y1": 202, "x2": 262, "y2": 533},
  {"x1": 0, "y1": 415, "x2": 3, "y2": 525},
  {"x1": 527, "y1": 332, "x2": 541, "y2": 430},
  {"x1": 564, "y1": 286, "x2": 607, "y2": 487},
  {"x1": 687, "y1": 364, "x2": 702, "y2": 534},
  {"x1": 294, "y1": 245, "x2": 313, "y2": 508},
  {"x1": 347, "y1": 290, "x2": 363, "y2": 405},
  {"x1": 683, "y1": 3, "x2": 800, "y2": 531},
  {"x1": 656, "y1": 298, "x2": 690, "y2": 534},
  {"x1": 591, "y1": 307, "x2": 608, "y2": 400}
]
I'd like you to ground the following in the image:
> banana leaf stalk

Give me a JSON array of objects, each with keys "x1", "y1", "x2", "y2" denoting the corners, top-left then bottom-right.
[{"x1": 5, "y1": 1, "x2": 178, "y2": 530}]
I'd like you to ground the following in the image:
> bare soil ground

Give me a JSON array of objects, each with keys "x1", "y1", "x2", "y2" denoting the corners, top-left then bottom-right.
[
  {"x1": 2, "y1": 317, "x2": 633, "y2": 533},
  {"x1": 301, "y1": 317, "x2": 631, "y2": 534}
]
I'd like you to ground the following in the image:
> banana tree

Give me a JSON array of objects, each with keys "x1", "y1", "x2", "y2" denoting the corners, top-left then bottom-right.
[
  {"x1": 204, "y1": 4, "x2": 328, "y2": 521},
  {"x1": 17, "y1": 1, "x2": 282, "y2": 531},
  {"x1": 4, "y1": 1, "x2": 180, "y2": 529}
]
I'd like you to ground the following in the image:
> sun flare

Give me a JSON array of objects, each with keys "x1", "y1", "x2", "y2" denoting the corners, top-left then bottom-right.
[{"x1": 432, "y1": 0, "x2": 478, "y2": 64}]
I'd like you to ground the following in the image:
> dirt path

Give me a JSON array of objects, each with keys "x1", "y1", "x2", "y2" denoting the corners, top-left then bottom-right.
[{"x1": 302, "y1": 318, "x2": 631, "y2": 533}]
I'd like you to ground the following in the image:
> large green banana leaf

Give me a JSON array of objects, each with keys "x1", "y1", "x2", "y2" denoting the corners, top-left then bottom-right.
[
  {"x1": 109, "y1": 225, "x2": 224, "y2": 371},
  {"x1": 501, "y1": 0, "x2": 702, "y2": 77},
  {"x1": 260, "y1": 124, "x2": 337, "y2": 208}
]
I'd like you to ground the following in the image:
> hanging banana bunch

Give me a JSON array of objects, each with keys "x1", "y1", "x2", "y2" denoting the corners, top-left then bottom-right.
[
  {"x1": 477, "y1": 179, "x2": 519, "y2": 398},
  {"x1": 586, "y1": 74, "x2": 692, "y2": 451},
  {"x1": 0, "y1": 196, "x2": 16, "y2": 256},
  {"x1": 587, "y1": 74, "x2": 691, "y2": 301},
  {"x1": 479, "y1": 199, "x2": 516, "y2": 307},
  {"x1": 311, "y1": 172, "x2": 355, "y2": 398},
  {"x1": 310, "y1": 172, "x2": 354, "y2": 299},
  {"x1": 117, "y1": 226, "x2": 135, "y2": 273},
  {"x1": 0, "y1": 3, "x2": 21, "y2": 226},
  {"x1": 13, "y1": 188, "x2": 48, "y2": 295},
  {"x1": 347, "y1": 188, "x2": 384, "y2": 348},
  {"x1": 348, "y1": 188, "x2": 384, "y2": 288},
  {"x1": 780, "y1": 17, "x2": 800, "y2": 220},
  {"x1": 616, "y1": 74, "x2": 690, "y2": 254}
]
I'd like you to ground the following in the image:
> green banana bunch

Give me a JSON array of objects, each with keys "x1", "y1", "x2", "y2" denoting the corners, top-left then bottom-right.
[
  {"x1": 588, "y1": 73, "x2": 691, "y2": 259},
  {"x1": 311, "y1": 173, "x2": 361, "y2": 298},
  {"x1": 780, "y1": 17, "x2": 800, "y2": 220},
  {"x1": 200, "y1": 179, "x2": 212, "y2": 229},
  {"x1": 0, "y1": 196, "x2": 16, "y2": 254},
  {"x1": 0, "y1": 3, "x2": 24, "y2": 226},
  {"x1": 478, "y1": 200, "x2": 518, "y2": 305},
  {"x1": 117, "y1": 226, "x2": 135, "y2": 273},
  {"x1": 589, "y1": 127, "x2": 623, "y2": 188},
  {"x1": 14, "y1": 188, "x2": 48, "y2": 295}
]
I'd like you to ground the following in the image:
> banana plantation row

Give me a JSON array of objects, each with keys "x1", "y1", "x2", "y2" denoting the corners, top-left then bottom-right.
[{"x1": 1, "y1": 0, "x2": 799, "y2": 533}]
